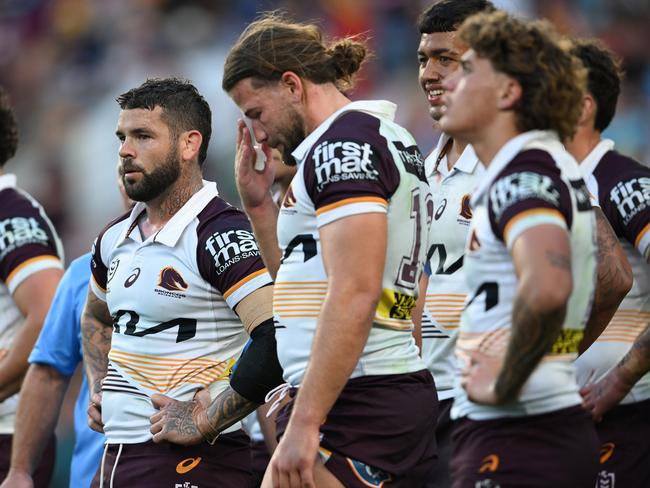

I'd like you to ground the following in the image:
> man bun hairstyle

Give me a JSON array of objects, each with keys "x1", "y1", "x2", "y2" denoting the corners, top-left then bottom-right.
[
  {"x1": 571, "y1": 38, "x2": 623, "y2": 132},
  {"x1": 418, "y1": 0, "x2": 496, "y2": 34},
  {"x1": 222, "y1": 13, "x2": 368, "y2": 93},
  {"x1": 458, "y1": 11, "x2": 586, "y2": 140},
  {"x1": 0, "y1": 87, "x2": 18, "y2": 168},
  {"x1": 116, "y1": 78, "x2": 212, "y2": 166}
]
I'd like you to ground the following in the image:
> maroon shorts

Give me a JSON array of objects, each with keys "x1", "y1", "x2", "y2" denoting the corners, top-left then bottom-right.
[
  {"x1": 425, "y1": 397, "x2": 454, "y2": 488},
  {"x1": 90, "y1": 430, "x2": 251, "y2": 488},
  {"x1": 250, "y1": 439, "x2": 271, "y2": 488},
  {"x1": 451, "y1": 405, "x2": 599, "y2": 488},
  {"x1": 0, "y1": 433, "x2": 56, "y2": 488},
  {"x1": 594, "y1": 398, "x2": 650, "y2": 488},
  {"x1": 276, "y1": 369, "x2": 438, "y2": 487}
]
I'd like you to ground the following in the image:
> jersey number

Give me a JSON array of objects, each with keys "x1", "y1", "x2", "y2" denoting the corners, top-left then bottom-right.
[
  {"x1": 396, "y1": 190, "x2": 433, "y2": 289},
  {"x1": 281, "y1": 234, "x2": 317, "y2": 263},
  {"x1": 427, "y1": 244, "x2": 464, "y2": 275},
  {"x1": 113, "y1": 310, "x2": 197, "y2": 343}
]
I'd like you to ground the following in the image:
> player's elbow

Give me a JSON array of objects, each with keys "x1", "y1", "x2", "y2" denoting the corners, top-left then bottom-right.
[{"x1": 520, "y1": 273, "x2": 572, "y2": 316}]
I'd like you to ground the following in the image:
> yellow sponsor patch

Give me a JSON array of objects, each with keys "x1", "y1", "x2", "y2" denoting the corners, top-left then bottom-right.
[
  {"x1": 376, "y1": 289, "x2": 416, "y2": 320},
  {"x1": 550, "y1": 329, "x2": 583, "y2": 354}
]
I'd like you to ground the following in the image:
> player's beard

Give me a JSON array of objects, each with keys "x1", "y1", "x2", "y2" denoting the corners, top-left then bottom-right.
[
  {"x1": 121, "y1": 147, "x2": 181, "y2": 202},
  {"x1": 277, "y1": 106, "x2": 305, "y2": 167}
]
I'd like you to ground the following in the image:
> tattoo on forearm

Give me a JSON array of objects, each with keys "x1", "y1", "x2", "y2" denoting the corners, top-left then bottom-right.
[
  {"x1": 81, "y1": 291, "x2": 113, "y2": 394},
  {"x1": 617, "y1": 322, "x2": 650, "y2": 384},
  {"x1": 494, "y1": 295, "x2": 566, "y2": 403},
  {"x1": 205, "y1": 387, "x2": 257, "y2": 433}
]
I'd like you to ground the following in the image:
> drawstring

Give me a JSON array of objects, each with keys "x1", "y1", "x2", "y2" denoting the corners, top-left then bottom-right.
[
  {"x1": 110, "y1": 444, "x2": 123, "y2": 488},
  {"x1": 264, "y1": 382, "x2": 294, "y2": 417},
  {"x1": 99, "y1": 444, "x2": 108, "y2": 488}
]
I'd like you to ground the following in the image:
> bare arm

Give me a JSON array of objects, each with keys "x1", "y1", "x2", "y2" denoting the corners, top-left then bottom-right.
[
  {"x1": 411, "y1": 273, "x2": 429, "y2": 352},
  {"x1": 0, "y1": 364, "x2": 69, "y2": 487},
  {"x1": 463, "y1": 225, "x2": 572, "y2": 404},
  {"x1": 582, "y1": 320, "x2": 650, "y2": 420},
  {"x1": 580, "y1": 207, "x2": 632, "y2": 353},
  {"x1": 81, "y1": 286, "x2": 113, "y2": 431},
  {"x1": 0, "y1": 268, "x2": 62, "y2": 401},
  {"x1": 256, "y1": 401, "x2": 279, "y2": 453},
  {"x1": 234, "y1": 119, "x2": 282, "y2": 279}
]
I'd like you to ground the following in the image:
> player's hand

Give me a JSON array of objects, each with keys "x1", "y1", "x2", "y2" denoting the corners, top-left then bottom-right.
[
  {"x1": 0, "y1": 470, "x2": 34, "y2": 488},
  {"x1": 461, "y1": 350, "x2": 501, "y2": 405},
  {"x1": 580, "y1": 369, "x2": 632, "y2": 422},
  {"x1": 270, "y1": 419, "x2": 319, "y2": 488},
  {"x1": 234, "y1": 119, "x2": 275, "y2": 210},
  {"x1": 87, "y1": 392, "x2": 104, "y2": 433},
  {"x1": 149, "y1": 389, "x2": 211, "y2": 446}
]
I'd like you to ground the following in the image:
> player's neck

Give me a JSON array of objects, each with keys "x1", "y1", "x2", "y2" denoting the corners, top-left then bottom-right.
[
  {"x1": 141, "y1": 171, "x2": 203, "y2": 236},
  {"x1": 565, "y1": 127, "x2": 602, "y2": 164},
  {"x1": 303, "y1": 84, "x2": 351, "y2": 134},
  {"x1": 446, "y1": 138, "x2": 468, "y2": 171}
]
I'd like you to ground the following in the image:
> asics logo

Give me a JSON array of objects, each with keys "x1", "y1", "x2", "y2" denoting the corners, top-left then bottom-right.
[
  {"x1": 176, "y1": 457, "x2": 201, "y2": 474},
  {"x1": 124, "y1": 267, "x2": 140, "y2": 287}
]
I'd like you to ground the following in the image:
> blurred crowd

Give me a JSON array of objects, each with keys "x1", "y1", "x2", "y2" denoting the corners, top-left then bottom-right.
[{"x1": 0, "y1": 1, "x2": 649, "y2": 483}]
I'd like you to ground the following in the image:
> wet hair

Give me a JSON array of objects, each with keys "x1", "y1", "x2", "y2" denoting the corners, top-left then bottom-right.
[
  {"x1": 116, "y1": 78, "x2": 212, "y2": 165},
  {"x1": 0, "y1": 87, "x2": 18, "y2": 167},
  {"x1": 459, "y1": 11, "x2": 586, "y2": 140},
  {"x1": 418, "y1": 0, "x2": 496, "y2": 34},
  {"x1": 222, "y1": 13, "x2": 368, "y2": 93},
  {"x1": 571, "y1": 38, "x2": 623, "y2": 132}
]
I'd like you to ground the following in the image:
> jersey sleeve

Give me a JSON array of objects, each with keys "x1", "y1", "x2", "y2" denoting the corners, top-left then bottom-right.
[
  {"x1": 487, "y1": 150, "x2": 573, "y2": 249},
  {"x1": 0, "y1": 190, "x2": 63, "y2": 294},
  {"x1": 29, "y1": 255, "x2": 90, "y2": 376},
  {"x1": 598, "y1": 168, "x2": 650, "y2": 259},
  {"x1": 90, "y1": 235, "x2": 109, "y2": 301},
  {"x1": 197, "y1": 209, "x2": 272, "y2": 310},
  {"x1": 303, "y1": 112, "x2": 402, "y2": 228}
]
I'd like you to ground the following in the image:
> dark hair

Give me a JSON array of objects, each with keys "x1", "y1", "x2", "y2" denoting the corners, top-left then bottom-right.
[
  {"x1": 571, "y1": 38, "x2": 623, "y2": 132},
  {"x1": 459, "y1": 11, "x2": 586, "y2": 140},
  {"x1": 116, "y1": 78, "x2": 212, "y2": 165},
  {"x1": 0, "y1": 87, "x2": 18, "y2": 167},
  {"x1": 222, "y1": 13, "x2": 368, "y2": 93},
  {"x1": 418, "y1": 0, "x2": 496, "y2": 34}
]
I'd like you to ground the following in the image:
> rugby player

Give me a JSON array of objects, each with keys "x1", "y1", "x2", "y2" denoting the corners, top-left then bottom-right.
[
  {"x1": 439, "y1": 12, "x2": 600, "y2": 486},
  {"x1": 0, "y1": 87, "x2": 64, "y2": 487},
  {"x1": 224, "y1": 14, "x2": 436, "y2": 488},
  {"x1": 0, "y1": 175, "x2": 131, "y2": 488},
  {"x1": 566, "y1": 38, "x2": 650, "y2": 488},
  {"x1": 81, "y1": 78, "x2": 282, "y2": 487},
  {"x1": 413, "y1": 2, "x2": 495, "y2": 486}
]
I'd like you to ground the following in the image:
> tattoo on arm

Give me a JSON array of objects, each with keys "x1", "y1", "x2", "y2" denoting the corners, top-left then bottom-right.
[
  {"x1": 204, "y1": 387, "x2": 257, "y2": 434},
  {"x1": 494, "y1": 295, "x2": 566, "y2": 403},
  {"x1": 545, "y1": 250, "x2": 571, "y2": 271},
  {"x1": 616, "y1": 322, "x2": 650, "y2": 385},
  {"x1": 81, "y1": 289, "x2": 113, "y2": 395}
]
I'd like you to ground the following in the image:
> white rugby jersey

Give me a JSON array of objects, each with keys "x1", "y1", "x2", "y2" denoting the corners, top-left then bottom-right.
[
  {"x1": 90, "y1": 182, "x2": 272, "y2": 444},
  {"x1": 0, "y1": 173, "x2": 63, "y2": 433},
  {"x1": 452, "y1": 131, "x2": 597, "y2": 420},
  {"x1": 422, "y1": 134, "x2": 484, "y2": 401},
  {"x1": 275, "y1": 100, "x2": 430, "y2": 386},
  {"x1": 576, "y1": 139, "x2": 650, "y2": 404}
]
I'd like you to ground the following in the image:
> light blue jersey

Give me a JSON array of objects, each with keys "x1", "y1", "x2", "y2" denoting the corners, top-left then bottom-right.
[{"x1": 29, "y1": 254, "x2": 104, "y2": 488}]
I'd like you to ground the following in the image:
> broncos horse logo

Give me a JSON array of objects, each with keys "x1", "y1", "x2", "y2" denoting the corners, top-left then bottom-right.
[{"x1": 158, "y1": 267, "x2": 189, "y2": 292}]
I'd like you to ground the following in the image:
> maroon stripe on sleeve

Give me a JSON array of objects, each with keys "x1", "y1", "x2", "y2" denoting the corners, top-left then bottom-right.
[{"x1": 91, "y1": 210, "x2": 131, "y2": 292}]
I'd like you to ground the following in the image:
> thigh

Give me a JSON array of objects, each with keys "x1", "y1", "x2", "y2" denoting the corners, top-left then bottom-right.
[{"x1": 260, "y1": 454, "x2": 344, "y2": 488}]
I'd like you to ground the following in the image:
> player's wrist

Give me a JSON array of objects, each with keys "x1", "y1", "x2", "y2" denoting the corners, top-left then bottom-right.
[{"x1": 193, "y1": 403, "x2": 219, "y2": 445}]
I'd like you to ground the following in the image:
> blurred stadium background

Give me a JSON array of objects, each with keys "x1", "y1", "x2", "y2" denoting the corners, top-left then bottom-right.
[{"x1": 1, "y1": 0, "x2": 648, "y2": 486}]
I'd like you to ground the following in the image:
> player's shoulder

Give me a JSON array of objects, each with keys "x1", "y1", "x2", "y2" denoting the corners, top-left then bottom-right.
[
  {"x1": 196, "y1": 195, "x2": 251, "y2": 235},
  {"x1": 97, "y1": 208, "x2": 133, "y2": 241},
  {"x1": 502, "y1": 148, "x2": 559, "y2": 176},
  {"x1": 594, "y1": 150, "x2": 650, "y2": 186},
  {"x1": 0, "y1": 186, "x2": 46, "y2": 219}
]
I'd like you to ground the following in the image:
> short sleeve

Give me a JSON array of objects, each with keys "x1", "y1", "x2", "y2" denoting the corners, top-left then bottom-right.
[
  {"x1": 303, "y1": 112, "x2": 402, "y2": 228},
  {"x1": 598, "y1": 168, "x2": 650, "y2": 259},
  {"x1": 89, "y1": 210, "x2": 131, "y2": 301},
  {"x1": 29, "y1": 255, "x2": 91, "y2": 376},
  {"x1": 488, "y1": 150, "x2": 572, "y2": 249},
  {"x1": 0, "y1": 189, "x2": 63, "y2": 293},
  {"x1": 197, "y1": 207, "x2": 272, "y2": 309}
]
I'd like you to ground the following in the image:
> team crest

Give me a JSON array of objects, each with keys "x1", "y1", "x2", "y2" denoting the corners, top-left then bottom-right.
[
  {"x1": 282, "y1": 185, "x2": 297, "y2": 208},
  {"x1": 155, "y1": 266, "x2": 188, "y2": 298},
  {"x1": 460, "y1": 194, "x2": 473, "y2": 219}
]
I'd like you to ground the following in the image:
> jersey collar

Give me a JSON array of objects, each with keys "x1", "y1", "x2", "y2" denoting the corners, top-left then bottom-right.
[
  {"x1": 577, "y1": 138, "x2": 615, "y2": 179},
  {"x1": 117, "y1": 181, "x2": 219, "y2": 247},
  {"x1": 470, "y1": 130, "x2": 558, "y2": 207},
  {"x1": 0, "y1": 173, "x2": 17, "y2": 192},
  {"x1": 291, "y1": 100, "x2": 397, "y2": 164},
  {"x1": 425, "y1": 133, "x2": 481, "y2": 178}
]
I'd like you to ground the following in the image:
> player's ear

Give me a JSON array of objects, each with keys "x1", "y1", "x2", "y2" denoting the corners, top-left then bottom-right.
[
  {"x1": 181, "y1": 130, "x2": 203, "y2": 164},
  {"x1": 497, "y1": 75, "x2": 522, "y2": 111},
  {"x1": 280, "y1": 71, "x2": 304, "y2": 103}
]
